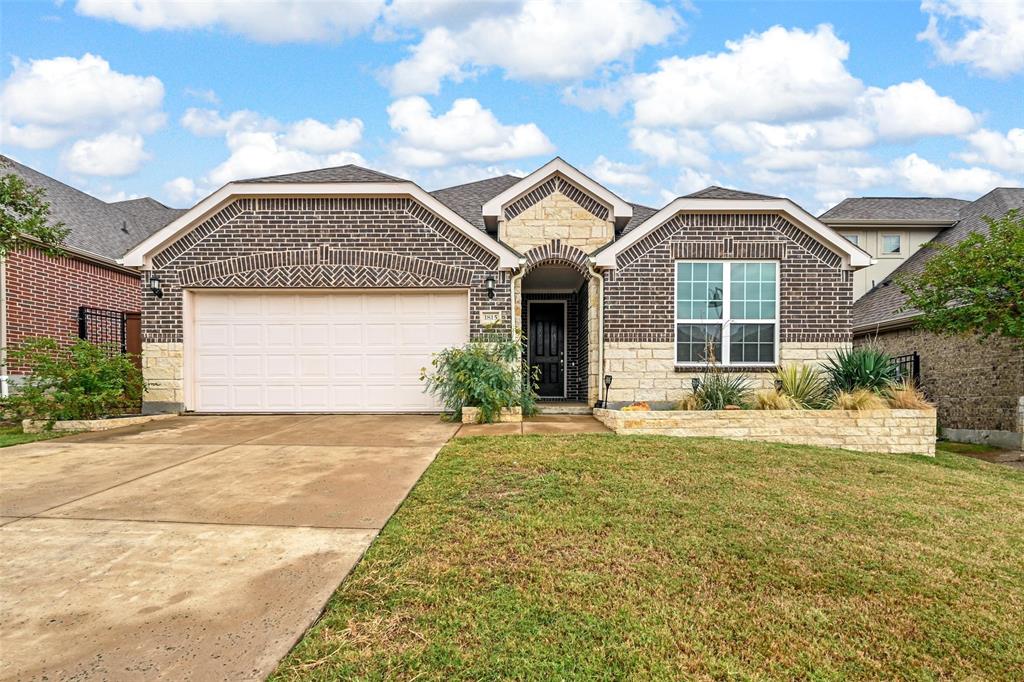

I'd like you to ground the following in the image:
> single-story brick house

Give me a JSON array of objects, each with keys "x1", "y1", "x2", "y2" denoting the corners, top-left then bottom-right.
[
  {"x1": 836, "y1": 187, "x2": 1024, "y2": 449},
  {"x1": 122, "y1": 157, "x2": 871, "y2": 414},
  {"x1": 0, "y1": 155, "x2": 183, "y2": 394}
]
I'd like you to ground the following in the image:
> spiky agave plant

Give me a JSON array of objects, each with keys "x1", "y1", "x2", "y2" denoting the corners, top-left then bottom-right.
[
  {"x1": 774, "y1": 364, "x2": 830, "y2": 409},
  {"x1": 822, "y1": 346, "x2": 899, "y2": 394}
]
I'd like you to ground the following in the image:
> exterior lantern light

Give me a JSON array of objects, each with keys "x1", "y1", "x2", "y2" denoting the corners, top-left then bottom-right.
[
  {"x1": 601, "y1": 374, "x2": 613, "y2": 408},
  {"x1": 148, "y1": 275, "x2": 163, "y2": 299},
  {"x1": 691, "y1": 377, "x2": 701, "y2": 393},
  {"x1": 774, "y1": 378, "x2": 784, "y2": 392},
  {"x1": 485, "y1": 275, "x2": 496, "y2": 300}
]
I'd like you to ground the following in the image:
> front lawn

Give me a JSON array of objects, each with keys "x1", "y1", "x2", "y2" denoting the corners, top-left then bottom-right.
[{"x1": 275, "y1": 435, "x2": 1024, "y2": 680}]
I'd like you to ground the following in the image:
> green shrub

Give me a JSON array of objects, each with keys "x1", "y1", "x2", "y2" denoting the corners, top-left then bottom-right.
[
  {"x1": 695, "y1": 372, "x2": 752, "y2": 410},
  {"x1": 421, "y1": 332, "x2": 538, "y2": 423},
  {"x1": 2, "y1": 337, "x2": 144, "y2": 424},
  {"x1": 821, "y1": 346, "x2": 899, "y2": 394},
  {"x1": 775, "y1": 364, "x2": 830, "y2": 409}
]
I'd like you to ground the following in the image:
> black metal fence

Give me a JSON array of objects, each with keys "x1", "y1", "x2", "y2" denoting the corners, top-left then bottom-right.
[
  {"x1": 78, "y1": 306, "x2": 127, "y2": 354},
  {"x1": 891, "y1": 352, "x2": 921, "y2": 385}
]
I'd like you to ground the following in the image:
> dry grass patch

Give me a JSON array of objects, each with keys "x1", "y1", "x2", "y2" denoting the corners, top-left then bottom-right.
[{"x1": 274, "y1": 435, "x2": 1024, "y2": 681}]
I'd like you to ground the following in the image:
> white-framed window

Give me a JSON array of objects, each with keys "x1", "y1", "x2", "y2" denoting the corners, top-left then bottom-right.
[
  {"x1": 881, "y1": 234, "x2": 902, "y2": 255},
  {"x1": 675, "y1": 261, "x2": 779, "y2": 366},
  {"x1": 842, "y1": 233, "x2": 859, "y2": 246}
]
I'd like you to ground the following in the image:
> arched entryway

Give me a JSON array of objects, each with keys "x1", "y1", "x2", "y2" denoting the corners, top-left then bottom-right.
[{"x1": 519, "y1": 243, "x2": 597, "y2": 404}]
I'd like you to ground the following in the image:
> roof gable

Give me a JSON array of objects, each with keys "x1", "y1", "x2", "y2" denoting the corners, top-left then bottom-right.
[
  {"x1": 243, "y1": 164, "x2": 407, "y2": 184},
  {"x1": 481, "y1": 157, "x2": 632, "y2": 230}
]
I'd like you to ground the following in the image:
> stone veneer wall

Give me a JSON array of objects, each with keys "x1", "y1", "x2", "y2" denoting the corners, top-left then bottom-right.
[
  {"x1": 500, "y1": 175, "x2": 614, "y2": 254},
  {"x1": 593, "y1": 407, "x2": 937, "y2": 455},
  {"x1": 604, "y1": 341, "x2": 849, "y2": 403},
  {"x1": 859, "y1": 327, "x2": 1023, "y2": 448},
  {"x1": 142, "y1": 196, "x2": 510, "y2": 412}
]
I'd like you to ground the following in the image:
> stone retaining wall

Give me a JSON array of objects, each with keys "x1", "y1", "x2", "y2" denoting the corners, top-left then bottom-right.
[{"x1": 593, "y1": 407, "x2": 936, "y2": 455}]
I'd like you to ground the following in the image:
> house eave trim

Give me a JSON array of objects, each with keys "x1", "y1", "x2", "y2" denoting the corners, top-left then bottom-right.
[
  {"x1": 121, "y1": 181, "x2": 522, "y2": 270},
  {"x1": 481, "y1": 157, "x2": 633, "y2": 221},
  {"x1": 852, "y1": 312, "x2": 920, "y2": 335},
  {"x1": 595, "y1": 198, "x2": 873, "y2": 270}
]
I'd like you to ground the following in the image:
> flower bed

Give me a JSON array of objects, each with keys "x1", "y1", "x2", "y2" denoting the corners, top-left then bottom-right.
[{"x1": 593, "y1": 407, "x2": 937, "y2": 455}]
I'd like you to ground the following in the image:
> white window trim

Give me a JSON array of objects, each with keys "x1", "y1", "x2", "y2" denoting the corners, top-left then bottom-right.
[
  {"x1": 673, "y1": 260, "x2": 780, "y2": 368},
  {"x1": 880, "y1": 233, "x2": 904, "y2": 258}
]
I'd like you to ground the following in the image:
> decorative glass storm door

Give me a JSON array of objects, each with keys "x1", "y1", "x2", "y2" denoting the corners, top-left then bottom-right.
[{"x1": 529, "y1": 302, "x2": 565, "y2": 398}]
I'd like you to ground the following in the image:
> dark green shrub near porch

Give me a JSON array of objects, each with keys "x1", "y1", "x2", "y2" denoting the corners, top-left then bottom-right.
[{"x1": 2, "y1": 337, "x2": 144, "y2": 424}]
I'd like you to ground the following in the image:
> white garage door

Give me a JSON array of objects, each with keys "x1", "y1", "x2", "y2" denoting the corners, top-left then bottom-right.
[{"x1": 191, "y1": 291, "x2": 468, "y2": 413}]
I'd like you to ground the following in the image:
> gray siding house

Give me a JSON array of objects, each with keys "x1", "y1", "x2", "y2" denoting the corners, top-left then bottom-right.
[{"x1": 122, "y1": 157, "x2": 870, "y2": 414}]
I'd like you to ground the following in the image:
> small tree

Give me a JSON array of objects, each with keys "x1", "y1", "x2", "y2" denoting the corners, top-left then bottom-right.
[
  {"x1": 0, "y1": 172, "x2": 69, "y2": 258},
  {"x1": 897, "y1": 209, "x2": 1024, "y2": 340}
]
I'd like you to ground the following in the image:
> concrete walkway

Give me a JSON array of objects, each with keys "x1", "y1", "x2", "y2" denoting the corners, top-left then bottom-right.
[
  {"x1": 455, "y1": 414, "x2": 611, "y2": 437},
  {"x1": 0, "y1": 414, "x2": 458, "y2": 681}
]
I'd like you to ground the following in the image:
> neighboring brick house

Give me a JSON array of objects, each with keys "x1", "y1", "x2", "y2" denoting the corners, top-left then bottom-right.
[
  {"x1": 123, "y1": 157, "x2": 869, "y2": 414},
  {"x1": 0, "y1": 155, "x2": 183, "y2": 391},
  {"x1": 838, "y1": 188, "x2": 1024, "y2": 449}
]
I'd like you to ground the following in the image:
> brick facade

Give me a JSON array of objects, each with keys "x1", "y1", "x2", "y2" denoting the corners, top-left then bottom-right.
[
  {"x1": 4, "y1": 247, "x2": 141, "y2": 374},
  {"x1": 601, "y1": 212, "x2": 853, "y2": 403},
  {"x1": 142, "y1": 196, "x2": 510, "y2": 410},
  {"x1": 859, "y1": 327, "x2": 1024, "y2": 448}
]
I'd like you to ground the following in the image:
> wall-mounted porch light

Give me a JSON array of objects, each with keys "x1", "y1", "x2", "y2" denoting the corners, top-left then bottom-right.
[
  {"x1": 774, "y1": 378, "x2": 784, "y2": 393},
  {"x1": 148, "y1": 275, "x2": 163, "y2": 299},
  {"x1": 691, "y1": 377, "x2": 701, "y2": 393},
  {"x1": 485, "y1": 275, "x2": 496, "y2": 300}
]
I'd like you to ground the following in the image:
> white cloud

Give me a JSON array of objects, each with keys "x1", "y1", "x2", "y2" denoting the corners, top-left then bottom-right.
[
  {"x1": 859, "y1": 79, "x2": 976, "y2": 139},
  {"x1": 184, "y1": 87, "x2": 220, "y2": 104},
  {"x1": 164, "y1": 176, "x2": 200, "y2": 205},
  {"x1": 387, "y1": 96, "x2": 554, "y2": 166},
  {"x1": 624, "y1": 25, "x2": 862, "y2": 129},
  {"x1": 387, "y1": 0, "x2": 681, "y2": 95},
  {"x1": 176, "y1": 107, "x2": 366, "y2": 194},
  {"x1": 959, "y1": 128, "x2": 1024, "y2": 172},
  {"x1": 61, "y1": 132, "x2": 150, "y2": 176},
  {"x1": 629, "y1": 128, "x2": 713, "y2": 168},
  {"x1": 283, "y1": 118, "x2": 365, "y2": 153},
  {"x1": 892, "y1": 153, "x2": 1012, "y2": 196},
  {"x1": 75, "y1": 0, "x2": 385, "y2": 43},
  {"x1": 589, "y1": 155, "x2": 653, "y2": 189},
  {"x1": 918, "y1": 0, "x2": 1024, "y2": 76},
  {"x1": 0, "y1": 53, "x2": 164, "y2": 149}
]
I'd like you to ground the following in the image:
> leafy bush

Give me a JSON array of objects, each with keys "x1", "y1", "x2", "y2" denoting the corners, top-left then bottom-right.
[
  {"x1": 832, "y1": 389, "x2": 889, "y2": 411},
  {"x1": 2, "y1": 338, "x2": 144, "y2": 423},
  {"x1": 421, "y1": 332, "x2": 537, "y2": 423},
  {"x1": 754, "y1": 389, "x2": 797, "y2": 410},
  {"x1": 822, "y1": 346, "x2": 899, "y2": 394},
  {"x1": 886, "y1": 382, "x2": 934, "y2": 410},
  {"x1": 775, "y1": 364, "x2": 830, "y2": 409},
  {"x1": 695, "y1": 372, "x2": 752, "y2": 410}
]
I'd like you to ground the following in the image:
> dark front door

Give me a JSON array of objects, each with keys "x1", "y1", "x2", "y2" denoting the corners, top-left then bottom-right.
[{"x1": 529, "y1": 302, "x2": 565, "y2": 397}]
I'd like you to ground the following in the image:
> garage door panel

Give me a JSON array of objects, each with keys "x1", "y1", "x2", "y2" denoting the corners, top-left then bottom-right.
[{"x1": 193, "y1": 291, "x2": 468, "y2": 412}]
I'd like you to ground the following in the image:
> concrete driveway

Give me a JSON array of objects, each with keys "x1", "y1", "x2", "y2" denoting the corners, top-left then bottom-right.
[{"x1": 0, "y1": 414, "x2": 458, "y2": 681}]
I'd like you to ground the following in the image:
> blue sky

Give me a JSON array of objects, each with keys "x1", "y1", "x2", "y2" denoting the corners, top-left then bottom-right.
[{"x1": 1, "y1": 0, "x2": 1021, "y2": 213}]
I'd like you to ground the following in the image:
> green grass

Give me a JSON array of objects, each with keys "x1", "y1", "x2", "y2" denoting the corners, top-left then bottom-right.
[
  {"x1": 935, "y1": 440, "x2": 1007, "y2": 457},
  {"x1": 0, "y1": 424, "x2": 69, "y2": 447},
  {"x1": 274, "y1": 435, "x2": 1024, "y2": 681}
]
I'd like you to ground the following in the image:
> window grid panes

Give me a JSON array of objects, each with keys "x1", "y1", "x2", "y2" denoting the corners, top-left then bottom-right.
[
  {"x1": 882, "y1": 235, "x2": 901, "y2": 254},
  {"x1": 675, "y1": 261, "x2": 778, "y2": 366}
]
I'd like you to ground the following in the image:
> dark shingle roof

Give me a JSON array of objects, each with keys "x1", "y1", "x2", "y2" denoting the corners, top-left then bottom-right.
[
  {"x1": 1, "y1": 155, "x2": 181, "y2": 261},
  {"x1": 243, "y1": 164, "x2": 407, "y2": 184},
  {"x1": 685, "y1": 186, "x2": 779, "y2": 200},
  {"x1": 430, "y1": 175, "x2": 522, "y2": 231},
  {"x1": 853, "y1": 188, "x2": 1024, "y2": 330},
  {"x1": 619, "y1": 202, "x2": 659, "y2": 234},
  {"x1": 820, "y1": 197, "x2": 968, "y2": 223}
]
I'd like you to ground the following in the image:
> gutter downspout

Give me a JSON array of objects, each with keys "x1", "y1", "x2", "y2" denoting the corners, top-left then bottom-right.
[
  {"x1": 510, "y1": 258, "x2": 527, "y2": 337},
  {"x1": 586, "y1": 258, "x2": 605, "y2": 407}
]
